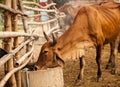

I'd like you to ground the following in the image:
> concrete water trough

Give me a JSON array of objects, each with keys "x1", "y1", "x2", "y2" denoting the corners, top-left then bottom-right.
[{"x1": 21, "y1": 67, "x2": 64, "y2": 87}]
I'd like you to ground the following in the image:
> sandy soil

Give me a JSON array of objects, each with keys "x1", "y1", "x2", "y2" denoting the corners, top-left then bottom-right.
[
  {"x1": 1, "y1": 43, "x2": 120, "y2": 87},
  {"x1": 1, "y1": 1, "x2": 120, "y2": 86},
  {"x1": 63, "y1": 45, "x2": 120, "y2": 87}
]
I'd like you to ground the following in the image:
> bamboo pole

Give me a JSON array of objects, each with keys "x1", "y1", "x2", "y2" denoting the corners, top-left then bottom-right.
[
  {"x1": 0, "y1": 52, "x2": 33, "y2": 87},
  {"x1": 15, "y1": 46, "x2": 34, "y2": 66},
  {"x1": 23, "y1": 5, "x2": 57, "y2": 13},
  {"x1": 0, "y1": 3, "x2": 28, "y2": 16},
  {"x1": 27, "y1": 11, "x2": 65, "y2": 18},
  {"x1": 23, "y1": 1, "x2": 56, "y2": 9},
  {"x1": 18, "y1": 0, "x2": 33, "y2": 59},
  {"x1": 12, "y1": 0, "x2": 21, "y2": 87},
  {"x1": 0, "y1": 38, "x2": 34, "y2": 67},
  {"x1": 18, "y1": 0, "x2": 29, "y2": 33},
  {"x1": 3, "y1": 0, "x2": 17, "y2": 87},
  {"x1": 0, "y1": 32, "x2": 41, "y2": 38},
  {"x1": 18, "y1": 17, "x2": 58, "y2": 25}
]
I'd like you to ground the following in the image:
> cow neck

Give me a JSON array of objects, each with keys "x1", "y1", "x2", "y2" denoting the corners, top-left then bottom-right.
[{"x1": 53, "y1": 6, "x2": 96, "y2": 61}]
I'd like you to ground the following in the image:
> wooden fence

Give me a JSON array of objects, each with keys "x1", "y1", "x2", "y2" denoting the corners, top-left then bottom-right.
[{"x1": 0, "y1": 0, "x2": 65, "y2": 87}]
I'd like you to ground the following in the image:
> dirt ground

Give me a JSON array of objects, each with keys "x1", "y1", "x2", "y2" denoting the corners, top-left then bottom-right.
[
  {"x1": 63, "y1": 45, "x2": 120, "y2": 87},
  {"x1": 1, "y1": 1, "x2": 120, "y2": 86},
  {"x1": 1, "y1": 42, "x2": 120, "y2": 87}
]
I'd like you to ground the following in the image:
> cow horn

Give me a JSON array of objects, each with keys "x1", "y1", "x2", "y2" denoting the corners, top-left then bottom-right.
[
  {"x1": 42, "y1": 30, "x2": 50, "y2": 41},
  {"x1": 52, "y1": 33, "x2": 57, "y2": 45}
]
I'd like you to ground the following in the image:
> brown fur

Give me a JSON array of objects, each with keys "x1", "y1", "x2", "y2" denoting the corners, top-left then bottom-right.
[{"x1": 35, "y1": 1, "x2": 120, "y2": 82}]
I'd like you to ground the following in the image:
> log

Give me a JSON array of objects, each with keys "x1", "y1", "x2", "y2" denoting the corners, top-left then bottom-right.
[
  {"x1": 0, "y1": 54, "x2": 33, "y2": 87},
  {"x1": 0, "y1": 3, "x2": 27, "y2": 16},
  {"x1": 15, "y1": 46, "x2": 34, "y2": 66},
  {"x1": 21, "y1": 67, "x2": 64, "y2": 87},
  {"x1": 23, "y1": 1, "x2": 56, "y2": 9},
  {"x1": 18, "y1": 0, "x2": 29, "y2": 33},
  {"x1": 0, "y1": 32, "x2": 40, "y2": 39},
  {"x1": 23, "y1": 6, "x2": 57, "y2": 13},
  {"x1": 4, "y1": 0, "x2": 17, "y2": 86},
  {"x1": 18, "y1": 18, "x2": 58, "y2": 25},
  {"x1": 0, "y1": 38, "x2": 34, "y2": 67},
  {"x1": 12, "y1": 0, "x2": 21, "y2": 86}
]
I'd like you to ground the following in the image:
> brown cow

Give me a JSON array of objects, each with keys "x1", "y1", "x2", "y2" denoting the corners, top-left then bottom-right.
[
  {"x1": 35, "y1": 1, "x2": 120, "y2": 83},
  {"x1": 58, "y1": 4, "x2": 81, "y2": 29}
]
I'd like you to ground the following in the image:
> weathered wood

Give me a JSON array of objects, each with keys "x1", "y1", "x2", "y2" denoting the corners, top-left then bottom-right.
[
  {"x1": 18, "y1": 0, "x2": 29, "y2": 33},
  {"x1": 21, "y1": 67, "x2": 64, "y2": 87},
  {"x1": 0, "y1": 38, "x2": 34, "y2": 67},
  {"x1": 0, "y1": 32, "x2": 41, "y2": 39},
  {"x1": 23, "y1": 1, "x2": 56, "y2": 9},
  {"x1": 18, "y1": 18, "x2": 58, "y2": 25},
  {"x1": 26, "y1": 11, "x2": 65, "y2": 18},
  {"x1": 23, "y1": 6, "x2": 57, "y2": 13},
  {"x1": 4, "y1": 0, "x2": 17, "y2": 87},
  {"x1": 12, "y1": 0, "x2": 21, "y2": 87},
  {"x1": 18, "y1": 0, "x2": 32, "y2": 55},
  {"x1": 0, "y1": 3, "x2": 27, "y2": 16},
  {"x1": 15, "y1": 46, "x2": 34, "y2": 66},
  {"x1": 0, "y1": 53, "x2": 33, "y2": 87}
]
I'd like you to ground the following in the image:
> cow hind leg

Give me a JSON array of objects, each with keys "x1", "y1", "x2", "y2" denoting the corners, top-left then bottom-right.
[
  {"x1": 96, "y1": 45, "x2": 102, "y2": 82},
  {"x1": 105, "y1": 43, "x2": 114, "y2": 69},
  {"x1": 106, "y1": 39, "x2": 118, "y2": 74},
  {"x1": 75, "y1": 56, "x2": 85, "y2": 85}
]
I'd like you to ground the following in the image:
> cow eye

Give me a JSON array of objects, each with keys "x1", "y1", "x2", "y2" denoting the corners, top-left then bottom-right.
[
  {"x1": 58, "y1": 48, "x2": 61, "y2": 50},
  {"x1": 43, "y1": 50, "x2": 48, "y2": 54}
]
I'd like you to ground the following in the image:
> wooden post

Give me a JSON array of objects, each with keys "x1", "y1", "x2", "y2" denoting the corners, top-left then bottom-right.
[
  {"x1": 18, "y1": 0, "x2": 31, "y2": 50},
  {"x1": 18, "y1": 0, "x2": 29, "y2": 33},
  {"x1": 18, "y1": 0, "x2": 33, "y2": 64},
  {"x1": 12, "y1": 0, "x2": 21, "y2": 87},
  {"x1": 3, "y1": 0, "x2": 17, "y2": 87}
]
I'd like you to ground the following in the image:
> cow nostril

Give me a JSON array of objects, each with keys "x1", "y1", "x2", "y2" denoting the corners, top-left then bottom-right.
[
  {"x1": 34, "y1": 67, "x2": 37, "y2": 70},
  {"x1": 34, "y1": 65, "x2": 39, "y2": 70}
]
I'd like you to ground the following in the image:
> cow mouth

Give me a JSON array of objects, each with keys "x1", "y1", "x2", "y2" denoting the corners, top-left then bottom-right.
[{"x1": 34, "y1": 55, "x2": 64, "y2": 70}]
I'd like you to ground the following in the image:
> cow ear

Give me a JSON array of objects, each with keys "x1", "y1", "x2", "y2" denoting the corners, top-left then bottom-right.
[
  {"x1": 54, "y1": 53, "x2": 65, "y2": 68},
  {"x1": 0, "y1": 48, "x2": 8, "y2": 58},
  {"x1": 57, "y1": 57, "x2": 65, "y2": 68}
]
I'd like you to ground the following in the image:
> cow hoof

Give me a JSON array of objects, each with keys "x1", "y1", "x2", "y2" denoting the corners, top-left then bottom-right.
[
  {"x1": 96, "y1": 77, "x2": 99, "y2": 82},
  {"x1": 111, "y1": 69, "x2": 117, "y2": 75},
  {"x1": 105, "y1": 65, "x2": 109, "y2": 69},
  {"x1": 96, "y1": 76, "x2": 103, "y2": 82},
  {"x1": 74, "y1": 79, "x2": 83, "y2": 86},
  {"x1": 105, "y1": 64, "x2": 111, "y2": 69}
]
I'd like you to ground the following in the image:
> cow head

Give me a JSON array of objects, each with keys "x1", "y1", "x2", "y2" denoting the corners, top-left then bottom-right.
[{"x1": 35, "y1": 32, "x2": 64, "y2": 70}]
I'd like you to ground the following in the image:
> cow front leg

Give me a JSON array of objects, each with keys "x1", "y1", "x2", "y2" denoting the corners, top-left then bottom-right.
[
  {"x1": 96, "y1": 45, "x2": 102, "y2": 82},
  {"x1": 75, "y1": 56, "x2": 85, "y2": 85}
]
